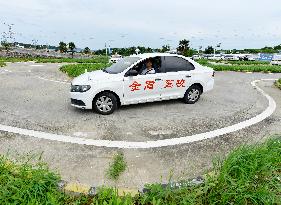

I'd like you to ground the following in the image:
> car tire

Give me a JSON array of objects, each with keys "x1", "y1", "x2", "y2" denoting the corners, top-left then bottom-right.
[
  {"x1": 183, "y1": 85, "x2": 202, "y2": 104},
  {"x1": 93, "y1": 92, "x2": 117, "y2": 115}
]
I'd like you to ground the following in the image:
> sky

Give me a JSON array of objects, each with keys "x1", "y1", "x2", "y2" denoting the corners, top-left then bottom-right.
[{"x1": 0, "y1": 0, "x2": 281, "y2": 50}]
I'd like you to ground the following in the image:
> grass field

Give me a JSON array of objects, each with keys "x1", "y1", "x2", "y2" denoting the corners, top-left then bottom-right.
[
  {"x1": 60, "y1": 63, "x2": 111, "y2": 77},
  {"x1": 36, "y1": 56, "x2": 109, "y2": 64},
  {"x1": 0, "y1": 56, "x2": 109, "y2": 64},
  {"x1": 1, "y1": 137, "x2": 280, "y2": 204},
  {"x1": 196, "y1": 59, "x2": 281, "y2": 73},
  {"x1": 275, "y1": 79, "x2": 281, "y2": 90}
]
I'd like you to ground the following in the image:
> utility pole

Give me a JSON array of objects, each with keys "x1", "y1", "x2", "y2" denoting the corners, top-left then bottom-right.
[{"x1": 214, "y1": 43, "x2": 221, "y2": 55}]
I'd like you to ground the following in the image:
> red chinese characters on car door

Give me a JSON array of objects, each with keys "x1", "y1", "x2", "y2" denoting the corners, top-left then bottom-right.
[
  {"x1": 123, "y1": 57, "x2": 164, "y2": 104},
  {"x1": 160, "y1": 56, "x2": 195, "y2": 100}
]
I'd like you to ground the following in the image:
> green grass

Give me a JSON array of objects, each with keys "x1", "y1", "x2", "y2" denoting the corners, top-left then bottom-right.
[
  {"x1": 36, "y1": 56, "x2": 109, "y2": 64},
  {"x1": 210, "y1": 64, "x2": 281, "y2": 73},
  {"x1": 0, "y1": 154, "x2": 65, "y2": 204},
  {"x1": 0, "y1": 61, "x2": 6, "y2": 67},
  {"x1": 196, "y1": 59, "x2": 270, "y2": 66},
  {"x1": 196, "y1": 59, "x2": 281, "y2": 73},
  {"x1": 0, "y1": 56, "x2": 109, "y2": 64},
  {"x1": 1, "y1": 137, "x2": 281, "y2": 204},
  {"x1": 0, "y1": 57, "x2": 34, "y2": 63},
  {"x1": 107, "y1": 152, "x2": 127, "y2": 180},
  {"x1": 59, "y1": 63, "x2": 111, "y2": 77},
  {"x1": 275, "y1": 79, "x2": 281, "y2": 90},
  {"x1": 224, "y1": 60, "x2": 270, "y2": 65}
]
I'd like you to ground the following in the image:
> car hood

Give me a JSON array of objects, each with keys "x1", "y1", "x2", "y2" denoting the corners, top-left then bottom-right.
[{"x1": 72, "y1": 70, "x2": 114, "y2": 85}]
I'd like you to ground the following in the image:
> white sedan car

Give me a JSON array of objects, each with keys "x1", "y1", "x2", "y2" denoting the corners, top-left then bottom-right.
[
  {"x1": 70, "y1": 53, "x2": 214, "y2": 115},
  {"x1": 110, "y1": 54, "x2": 123, "y2": 63}
]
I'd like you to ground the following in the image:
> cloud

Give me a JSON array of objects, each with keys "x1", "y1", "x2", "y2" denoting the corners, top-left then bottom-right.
[{"x1": 0, "y1": 0, "x2": 280, "y2": 49}]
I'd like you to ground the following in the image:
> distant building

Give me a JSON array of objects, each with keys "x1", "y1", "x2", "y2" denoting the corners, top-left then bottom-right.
[{"x1": 259, "y1": 53, "x2": 274, "y2": 61}]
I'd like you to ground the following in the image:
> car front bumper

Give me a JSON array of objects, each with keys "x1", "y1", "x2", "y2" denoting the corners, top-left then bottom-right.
[{"x1": 70, "y1": 92, "x2": 93, "y2": 109}]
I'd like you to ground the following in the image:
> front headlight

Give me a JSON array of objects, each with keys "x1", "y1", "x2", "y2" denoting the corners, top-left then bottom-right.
[{"x1": 71, "y1": 85, "x2": 91, "y2": 92}]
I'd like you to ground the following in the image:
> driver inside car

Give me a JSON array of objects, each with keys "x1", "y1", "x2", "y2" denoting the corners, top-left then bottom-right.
[{"x1": 141, "y1": 58, "x2": 156, "y2": 75}]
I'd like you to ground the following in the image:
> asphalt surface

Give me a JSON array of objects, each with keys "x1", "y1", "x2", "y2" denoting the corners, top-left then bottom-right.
[{"x1": 0, "y1": 62, "x2": 281, "y2": 188}]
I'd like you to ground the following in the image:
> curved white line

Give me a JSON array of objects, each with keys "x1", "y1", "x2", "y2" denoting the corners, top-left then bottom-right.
[
  {"x1": 0, "y1": 69, "x2": 12, "y2": 74},
  {"x1": 0, "y1": 79, "x2": 277, "y2": 149},
  {"x1": 35, "y1": 76, "x2": 70, "y2": 84}
]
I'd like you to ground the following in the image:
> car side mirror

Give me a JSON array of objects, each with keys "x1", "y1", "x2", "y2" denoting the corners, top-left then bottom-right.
[{"x1": 126, "y1": 69, "x2": 138, "y2": 77}]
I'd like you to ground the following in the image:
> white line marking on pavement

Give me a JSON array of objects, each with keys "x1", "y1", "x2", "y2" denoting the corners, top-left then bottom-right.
[
  {"x1": 0, "y1": 79, "x2": 278, "y2": 149},
  {"x1": 36, "y1": 76, "x2": 70, "y2": 84},
  {"x1": 0, "y1": 69, "x2": 12, "y2": 75},
  {"x1": 30, "y1": 64, "x2": 44, "y2": 67}
]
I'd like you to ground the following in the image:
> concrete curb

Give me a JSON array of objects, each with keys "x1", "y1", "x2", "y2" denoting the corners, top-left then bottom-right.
[
  {"x1": 57, "y1": 176, "x2": 205, "y2": 197},
  {"x1": 57, "y1": 180, "x2": 139, "y2": 197}
]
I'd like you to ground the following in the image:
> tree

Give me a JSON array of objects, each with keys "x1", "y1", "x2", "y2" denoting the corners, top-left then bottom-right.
[
  {"x1": 83, "y1": 47, "x2": 91, "y2": 54},
  {"x1": 58, "y1": 41, "x2": 67, "y2": 53},
  {"x1": 161, "y1": 45, "x2": 170, "y2": 53},
  {"x1": 204, "y1": 46, "x2": 214, "y2": 54},
  {"x1": 1, "y1": 39, "x2": 10, "y2": 52},
  {"x1": 68, "y1": 42, "x2": 76, "y2": 58},
  {"x1": 1, "y1": 23, "x2": 15, "y2": 53},
  {"x1": 177, "y1": 39, "x2": 190, "y2": 55},
  {"x1": 274, "y1": 44, "x2": 281, "y2": 50}
]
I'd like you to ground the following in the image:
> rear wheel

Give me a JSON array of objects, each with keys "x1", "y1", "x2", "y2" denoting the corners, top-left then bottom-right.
[
  {"x1": 93, "y1": 92, "x2": 117, "y2": 115},
  {"x1": 183, "y1": 85, "x2": 202, "y2": 104}
]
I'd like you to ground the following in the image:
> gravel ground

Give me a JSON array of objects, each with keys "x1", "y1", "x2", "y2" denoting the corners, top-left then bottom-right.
[{"x1": 0, "y1": 62, "x2": 281, "y2": 188}]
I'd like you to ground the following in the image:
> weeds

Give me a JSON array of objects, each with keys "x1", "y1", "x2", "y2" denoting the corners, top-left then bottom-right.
[
  {"x1": 0, "y1": 61, "x2": 6, "y2": 67},
  {"x1": 275, "y1": 79, "x2": 281, "y2": 90},
  {"x1": 1, "y1": 137, "x2": 280, "y2": 204},
  {"x1": 107, "y1": 152, "x2": 127, "y2": 180},
  {"x1": 0, "y1": 154, "x2": 65, "y2": 204}
]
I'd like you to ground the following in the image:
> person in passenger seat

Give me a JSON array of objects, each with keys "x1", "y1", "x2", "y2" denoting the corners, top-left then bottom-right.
[{"x1": 141, "y1": 58, "x2": 156, "y2": 75}]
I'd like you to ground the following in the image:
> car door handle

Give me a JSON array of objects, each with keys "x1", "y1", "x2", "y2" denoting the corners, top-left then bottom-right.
[
  {"x1": 185, "y1": 75, "x2": 192, "y2": 78},
  {"x1": 155, "y1": 78, "x2": 162, "y2": 81}
]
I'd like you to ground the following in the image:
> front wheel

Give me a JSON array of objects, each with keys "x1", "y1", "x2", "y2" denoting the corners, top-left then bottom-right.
[
  {"x1": 93, "y1": 92, "x2": 117, "y2": 115},
  {"x1": 183, "y1": 85, "x2": 202, "y2": 104}
]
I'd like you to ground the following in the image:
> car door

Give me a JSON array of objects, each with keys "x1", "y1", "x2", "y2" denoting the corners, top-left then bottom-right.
[
  {"x1": 160, "y1": 56, "x2": 195, "y2": 100},
  {"x1": 123, "y1": 61, "x2": 163, "y2": 105}
]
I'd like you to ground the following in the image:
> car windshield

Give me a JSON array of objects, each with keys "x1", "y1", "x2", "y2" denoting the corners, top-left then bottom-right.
[{"x1": 104, "y1": 57, "x2": 141, "y2": 74}]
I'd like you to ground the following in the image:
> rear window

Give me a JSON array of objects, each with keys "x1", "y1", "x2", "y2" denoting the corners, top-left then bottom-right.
[{"x1": 162, "y1": 56, "x2": 195, "y2": 72}]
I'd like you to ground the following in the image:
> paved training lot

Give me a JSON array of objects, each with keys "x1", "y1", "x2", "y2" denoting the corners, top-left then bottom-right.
[{"x1": 0, "y1": 62, "x2": 281, "y2": 187}]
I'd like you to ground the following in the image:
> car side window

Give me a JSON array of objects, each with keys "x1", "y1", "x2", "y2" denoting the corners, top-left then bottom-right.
[
  {"x1": 162, "y1": 56, "x2": 195, "y2": 72},
  {"x1": 138, "y1": 57, "x2": 162, "y2": 75}
]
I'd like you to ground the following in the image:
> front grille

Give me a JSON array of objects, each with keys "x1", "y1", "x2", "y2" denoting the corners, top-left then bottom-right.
[{"x1": 71, "y1": 99, "x2": 86, "y2": 106}]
